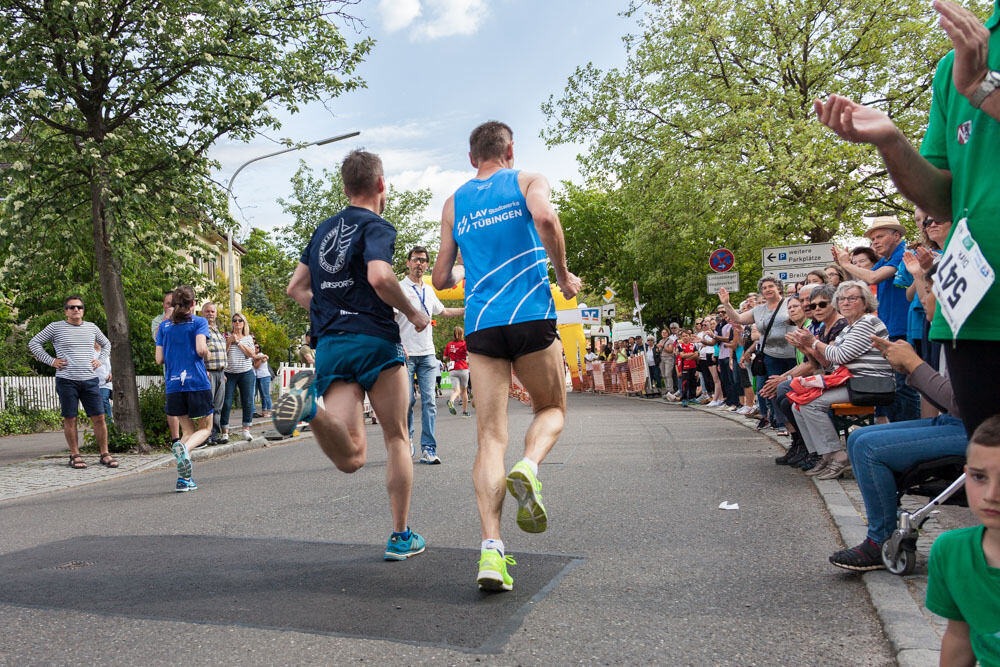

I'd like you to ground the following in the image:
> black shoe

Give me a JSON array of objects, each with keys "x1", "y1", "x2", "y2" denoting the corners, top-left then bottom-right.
[
  {"x1": 775, "y1": 441, "x2": 805, "y2": 465},
  {"x1": 755, "y1": 417, "x2": 770, "y2": 430},
  {"x1": 786, "y1": 444, "x2": 809, "y2": 467},
  {"x1": 829, "y1": 539, "x2": 885, "y2": 571},
  {"x1": 799, "y1": 452, "x2": 820, "y2": 471}
]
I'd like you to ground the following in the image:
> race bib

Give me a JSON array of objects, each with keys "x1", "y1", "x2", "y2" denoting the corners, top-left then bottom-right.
[{"x1": 932, "y1": 218, "x2": 995, "y2": 338}]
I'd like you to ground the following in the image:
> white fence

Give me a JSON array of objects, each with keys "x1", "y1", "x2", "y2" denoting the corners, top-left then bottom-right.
[{"x1": 0, "y1": 376, "x2": 164, "y2": 412}]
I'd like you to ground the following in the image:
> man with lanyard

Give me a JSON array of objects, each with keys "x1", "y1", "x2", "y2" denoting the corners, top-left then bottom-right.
[
  {"x1": 433, "y1": 121, "x2": 581, "y2": 592},
  {"x1": 277, "y1": 149, "x2": 432, "y2": 561},
  {"x1": 199, "y1": 302, "x2": 228, "y2": 445},
  {"x1": 395, "y1": 246, "x2": 464, "y2": 464},
  {"x1": 817, "y1": 0, "x2": 1000, "y2": 435}
]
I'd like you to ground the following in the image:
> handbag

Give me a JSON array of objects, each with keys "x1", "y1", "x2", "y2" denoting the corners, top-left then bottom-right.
[
  {"x1": 750, "y1": 299, "x2": 784, "y2": 377},
  {"x1": 847, "y1": 375, "x2": 896, "y2": 406}
]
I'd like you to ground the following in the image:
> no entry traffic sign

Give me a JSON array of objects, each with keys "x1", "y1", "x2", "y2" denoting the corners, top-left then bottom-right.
[{"x1": 709, "y1": 248, "x2": 735, "y2": 273}]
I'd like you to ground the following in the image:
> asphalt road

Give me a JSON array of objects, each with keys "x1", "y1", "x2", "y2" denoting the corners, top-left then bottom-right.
[{"x1": 0, "y1": 393, "x2": 894, "y2": 665}]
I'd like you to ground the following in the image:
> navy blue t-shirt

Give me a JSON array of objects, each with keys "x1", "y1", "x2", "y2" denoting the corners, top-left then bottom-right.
[
  {"x1": 301, "y1": 206, "x2": 400, "y2": 344},
  {"x1": 155, "y1": 316, "x2": 211, "y2": 394},
  {"x1": 873, "y1": 241, "x2": 908, "y2": 338}
]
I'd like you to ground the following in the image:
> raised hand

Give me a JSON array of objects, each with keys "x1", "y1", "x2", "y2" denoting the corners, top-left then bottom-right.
[
  {"x1": 814, "y1": 95, "x2": 901, "y2": 147},
  {"x1": 934, "y1": 0, "x2": 992, "y2": 100}
]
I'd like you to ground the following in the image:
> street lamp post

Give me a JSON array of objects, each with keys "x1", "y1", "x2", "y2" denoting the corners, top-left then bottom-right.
[{"x1": 224, "y1": 131, "x2": 360, "y2": 315}]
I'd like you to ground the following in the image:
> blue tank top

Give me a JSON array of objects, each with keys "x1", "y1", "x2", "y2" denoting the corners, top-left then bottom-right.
[{"x1": 453, "y1": 169, "x2": 555, "y2": 334}]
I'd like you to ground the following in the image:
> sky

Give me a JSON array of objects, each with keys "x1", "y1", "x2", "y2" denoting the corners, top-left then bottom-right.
[{"x1": 209, "y1": 0, "x2": 636, "y2": 241}]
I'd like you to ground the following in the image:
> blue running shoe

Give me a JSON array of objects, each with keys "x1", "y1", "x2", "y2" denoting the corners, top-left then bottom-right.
[
  {"x1": 175, "y1": 477, "x2": 197, "y2": 492},
  {"x1": 172, "y1": 440, "x2": 192, "y2": 480},
  {"x1": 273, "y1": 370, "x2": 316, "y2": 436},
  {"x1": 384, "y1": 529, "x2": 426, "y2": 561}
]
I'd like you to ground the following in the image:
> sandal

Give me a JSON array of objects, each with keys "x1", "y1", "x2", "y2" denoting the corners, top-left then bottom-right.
[
  {"x1": 775, "y1": 428, "x2": 789, "y2": 437},
  {"x1": 68, "y1": 454, "x2": 87, "y2": 469},
  {"x1": 99, "y1": 453, "x2": 119, "y2": 468}
]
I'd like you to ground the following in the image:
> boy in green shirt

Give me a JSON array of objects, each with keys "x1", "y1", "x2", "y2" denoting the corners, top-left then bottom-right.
[{"x1": 926, "y1": 415, "x2": 1000, "y2": 666}]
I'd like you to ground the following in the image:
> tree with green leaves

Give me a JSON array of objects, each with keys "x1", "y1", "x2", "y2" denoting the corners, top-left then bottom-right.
[
  {"x1": 278, "y1": 161, "x2": 438, "y2": 277},
  {"x1": 0, "y1": 0, "x2": 369, "y2": 448},
  {"x1": 544, "y1": 0, "x2": 970, "y2": 318}
]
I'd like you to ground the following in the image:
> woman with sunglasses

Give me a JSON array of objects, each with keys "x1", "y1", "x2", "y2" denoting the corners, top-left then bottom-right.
[{"x1": 220, "y1": 312, "x2": 257, "y2": 443}]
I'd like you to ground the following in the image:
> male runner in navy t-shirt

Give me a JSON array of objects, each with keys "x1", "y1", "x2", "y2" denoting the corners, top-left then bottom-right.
[
  {"x1": 432, "y1": 121, "x2": 581, "y2": 591},
  {"x1": 278, "y1": 149, "x2": 432, "y2": 561}
]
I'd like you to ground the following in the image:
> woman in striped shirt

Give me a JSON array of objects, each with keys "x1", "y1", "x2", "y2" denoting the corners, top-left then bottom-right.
[{"x1": 785, "y1": 281, "x2": 892, "y2": 480}]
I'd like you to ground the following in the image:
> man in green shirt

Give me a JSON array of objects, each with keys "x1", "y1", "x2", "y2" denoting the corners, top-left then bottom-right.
[{"x1": 815, "y1": 0, "x2": 1000, "y2": 436}]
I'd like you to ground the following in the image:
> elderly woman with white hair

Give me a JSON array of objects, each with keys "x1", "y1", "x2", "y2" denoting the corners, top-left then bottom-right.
[{"x1": 784, "y1": 281, "x2": 893, "y2": 480}]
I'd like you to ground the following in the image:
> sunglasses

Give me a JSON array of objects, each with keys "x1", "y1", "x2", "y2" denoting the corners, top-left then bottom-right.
[
  {"x1": 232, "y1": 318, "x2": 244, "y2": 323},
  {"x1": 64, "y1": 305, "x2": 84, "y2": 311},
  {"x1": 803, "y1": 301, "x2": 830, "y2": 311},
  {"x1": 922, "y1": 218, "x2": 945, "y2": 227}
]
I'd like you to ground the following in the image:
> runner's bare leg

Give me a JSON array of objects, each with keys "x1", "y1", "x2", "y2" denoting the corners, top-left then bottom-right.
[
  {"x1": 311, "y1": 381, "x2": 368, "y2": 473},
  {"x1": 365, "y1": 364, "x2": 414, "y2": 533},
  {"x1": 511, "y1": 339, "x2": 567, "y2": 465},
  {"x1": 469, "y1": 354, "x2": 512, "y2": 541}
]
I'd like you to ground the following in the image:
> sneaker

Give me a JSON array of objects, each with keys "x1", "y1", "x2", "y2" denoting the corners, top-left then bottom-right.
[
  {"x1": 171, "y1": 440, "x2": 192, "y2": 480},
  {"x1": 175, "y1": 477, "x2": 197, "y2": 493},
  {"x1": 477, "y1": 548, "x2": 516, "y2": 591},
  {"x1": 736, "y1": 405, "x2": 751, "y2": 415},
  {"x1": 242, "y1": 428, "x2": 253, "y2": 442},
  {"x1": 447, "y1": 399, "x2": 457, "y2": 415},
  {"x1": 799, "y1": 452, "x2": 821, "y2": 471},
  {"x1": 681, "y1": 400, "x2": 689, "y2": 407},
  {"x1": 727, "y1": 405, "x2": 740, "y2": 412},
  {"x1": 418, "y1": 450, "x2": 441, "y2": 465},
  {"x1": 273, "y1": 370, "x2": 316, "y2": 436},
  {"x1": 384, "y1": 529, "x2": 426, "y2": 561},
  {"x1": 755, "y1": 417, "x2": 770, "y2": 430},
  {"x1": 506, "y1": 461, "x2": 547, "y2": 533},
  {"x1": 775, "y1": 441, "x2": 805, "y2": 466},
  {"x1": 829, "y1": 538, "x2": 884, "y2": 572},
  {"x1": 217, "y1": 433, "x2": 229, "y2": 444},
  {"x1": 804, "y1": 459, "x2": 829, "y2": 476},
  {"x1": 409, "y1": 440, "x2": 415, "y2": 457},
  {"x1": 462, "y1": 411, "x2": 471, "y2": 417}
]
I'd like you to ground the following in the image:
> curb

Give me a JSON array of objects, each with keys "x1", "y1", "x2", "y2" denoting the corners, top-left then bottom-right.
[{"x1": 594, "y1": 392, "x2": 940, "y2": 667}]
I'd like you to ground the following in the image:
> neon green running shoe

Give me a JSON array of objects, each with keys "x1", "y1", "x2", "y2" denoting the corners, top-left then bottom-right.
[
  {"x1": 506, "y1": 461, "x2": 548, "y2": 533},
  {"x1": 477, "y1": 549, "x2": 516, "y2": 591}
]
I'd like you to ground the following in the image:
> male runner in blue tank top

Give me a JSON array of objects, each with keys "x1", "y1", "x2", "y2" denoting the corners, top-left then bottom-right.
[
  {"x1": 432, "y1": 121, "x2": 582, "y2": 592},
  {"x1": 279, "y1": 149, "x2": 432, "y2": 562}
]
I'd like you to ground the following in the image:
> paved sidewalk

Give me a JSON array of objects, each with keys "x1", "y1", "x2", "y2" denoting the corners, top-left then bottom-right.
[
  {"x1": 679, "y1": 399, "x2": 974, "y2": 667},
  {"x1": 0, "y1": 418, "x2": 306, "y2": 502}
]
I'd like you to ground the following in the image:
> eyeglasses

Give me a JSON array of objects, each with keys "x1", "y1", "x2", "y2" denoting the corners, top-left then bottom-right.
[
  {"x1": 410, "y1": 257, "x2": 429, "y2": 264},
  {"x1": 232, "y1": 318, "x2": 244, "y2": 322},
  {"x1": 64, "y1": 305, "x2": 84, "y2": 311},
  {"x1": 922, "y1": 218, "x2": 945, "y2": 227},
  {"x1": 839, "y1": 295, "x2": 864, "y2": 303}
]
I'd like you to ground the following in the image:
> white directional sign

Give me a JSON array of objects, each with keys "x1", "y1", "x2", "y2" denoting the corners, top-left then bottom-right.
[
  {"x1": 580, "y1": 307, "x2": 601, "y2": 325},
  {"x1": 707, "y1": 271, "x2": 740, "y2": 295},
  {"x1": 762, "y1": 264, "x2": 827, "y2": 284},
  {"x1": 761, "y1": 243, "x2": 834, "y2": 269}
]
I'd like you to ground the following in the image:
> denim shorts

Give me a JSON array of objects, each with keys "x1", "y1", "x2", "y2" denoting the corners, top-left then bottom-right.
[
  {"x1": 315, "y1": 331, "x2": 405, "y2": 394},
  {"x1": 165, "y1": 390, "x2": 214, "y2": 419},
  {"x1": 55, "y1": 377, "x2": 104, "y2": 418}
]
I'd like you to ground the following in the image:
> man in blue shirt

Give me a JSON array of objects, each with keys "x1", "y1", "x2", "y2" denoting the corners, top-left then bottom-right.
[
  {"x1": 280, "y1": 149, "x2": 432, "y2": 562},
  {"x1": 433, "y1": 121, "x2": 581, "y2": 592}
]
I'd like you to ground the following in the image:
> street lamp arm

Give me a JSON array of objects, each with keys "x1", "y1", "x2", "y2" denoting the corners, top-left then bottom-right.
[{"x1": 224, "y1": 130, "x2": 360, "y2": 316}]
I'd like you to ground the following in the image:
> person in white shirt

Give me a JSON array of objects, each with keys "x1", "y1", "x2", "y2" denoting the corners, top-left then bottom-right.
[{"x1": 395, "y1": 246, "x2": 464, "y2": 464}]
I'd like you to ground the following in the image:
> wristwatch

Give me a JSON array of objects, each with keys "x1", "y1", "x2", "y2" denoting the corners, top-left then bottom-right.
[{"x1": 970, "y1": 70, "x2": 1000, "y2": 109}]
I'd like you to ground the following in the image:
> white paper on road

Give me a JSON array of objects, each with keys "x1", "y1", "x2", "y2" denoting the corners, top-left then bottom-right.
[{"x1": 718, "y1": 501, "x2": 739, "y2": 510}]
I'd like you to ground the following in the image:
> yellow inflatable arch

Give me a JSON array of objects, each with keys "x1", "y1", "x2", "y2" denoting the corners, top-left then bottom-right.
[{"x1": 423, "y1": 275, "x2": 587, "y2": 391}]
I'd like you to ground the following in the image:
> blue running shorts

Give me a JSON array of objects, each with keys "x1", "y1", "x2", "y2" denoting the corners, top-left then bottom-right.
[{"x1": 315, "y1": 332, "x2": 405, "y2": 395}]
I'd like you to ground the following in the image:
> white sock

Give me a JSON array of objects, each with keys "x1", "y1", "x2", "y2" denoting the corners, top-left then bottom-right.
[
  {"x1": 482, "y1": 539, "x2": 504, "y2": 555},
  {"x1": 520, "y1": 457, "x2": 538, "y2": 476}
]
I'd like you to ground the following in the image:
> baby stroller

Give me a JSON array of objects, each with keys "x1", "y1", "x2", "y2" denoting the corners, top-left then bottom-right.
[{"x1": 880, "y1": 455, "x2": 967, "y2": 575}]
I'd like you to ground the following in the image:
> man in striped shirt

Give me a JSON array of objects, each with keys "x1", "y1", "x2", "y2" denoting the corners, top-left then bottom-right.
[{"x1": 28, "y1": 295, "x2": 117, "y2": 469}]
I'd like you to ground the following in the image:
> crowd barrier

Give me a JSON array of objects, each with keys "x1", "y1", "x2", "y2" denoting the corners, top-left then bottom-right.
[
  {"x1": 580, "y1": 359, "x2": 648, "y2": 395},
  {"x1": 0, "y1": 375, "x2": 163, "y2": 412},
  {"x1": 276, "y1": 363, "x2": 372, "y2": 418}
]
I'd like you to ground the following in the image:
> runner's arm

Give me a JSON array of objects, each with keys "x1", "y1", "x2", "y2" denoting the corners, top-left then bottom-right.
[
  {"x1": 196, "y1": 334, "x2": 208, "y2": 359},
  {"x1": 432, "y1": 196, "x2": 464, "y2": 290},
  {"x1": 520, "y1": 172, "x2": 581, "y2": 299},
  {"x1": 286, "y1": 262, "x2": 312, "y2": 311},
  {"x1": 155, "y1": 345, "x2": 164, "y2": 365}
]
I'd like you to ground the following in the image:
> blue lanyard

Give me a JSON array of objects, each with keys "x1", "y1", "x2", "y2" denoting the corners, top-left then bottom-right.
[{"x1": 411, "y1": 283, "x2": 429, "y2": 315}]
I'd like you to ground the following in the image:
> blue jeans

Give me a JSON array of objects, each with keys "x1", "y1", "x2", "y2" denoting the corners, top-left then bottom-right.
[
  {"x1": 847, "y1": 415, "x2": 968, "y2": 544},
  {"x1": 100, "y1": 388, "x2": 113, "y2": 425},
  {"x1": 256, "y1": 375, "x2": 272, "y2": 412},
  {"x1": 756, "y1": 354, "x2": 797, "y2": 427},
  {"x1": 407, "y1": 354, "x2": 438, "y2": 453},
  {"x1": 222, "y1": 369, "x2": 255, "y2": 429}
]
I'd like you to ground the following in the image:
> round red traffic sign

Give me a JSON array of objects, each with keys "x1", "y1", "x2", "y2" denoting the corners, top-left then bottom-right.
[{"x1": 709, "y1": 248, "x2": 735, "y2": 273}]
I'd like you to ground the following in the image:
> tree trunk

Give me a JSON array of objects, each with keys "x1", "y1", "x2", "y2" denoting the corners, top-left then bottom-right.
[{"x1": 90, "y1": 174, "x2": 150, "y2": 452}]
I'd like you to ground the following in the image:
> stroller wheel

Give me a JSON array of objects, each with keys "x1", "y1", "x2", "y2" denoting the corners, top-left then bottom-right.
[{"x1": 881, "y1": 540, "x2": 916, "y2": 575}]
